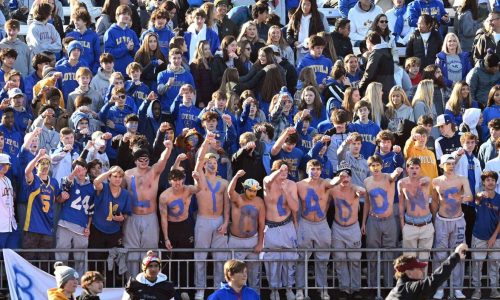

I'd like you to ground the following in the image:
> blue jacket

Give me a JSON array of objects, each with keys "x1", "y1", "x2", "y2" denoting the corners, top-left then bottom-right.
[
  {"x1": 307, "y1": 139, "x2": 334, "y2": 179},
  {"x1": 66, "y1": 28, "x2": 101, "y2": 74},
  {"x1": 103, "y1": 24, "x2": 140, "y2": 75},
  {"x1": 125, "y1": 80, "x2": 150, "y2": 109},
  {"x1": 482, "y1": 104, "x2": 500, "y2": 140},
  {"x1": 140, "y1": 26, "x2": 174, "y2": 58},
  {"x1": 408, "y1": 0, "x2": 448, "y2": 27},
  {"x1": 55, "y1": 59, "x2": 89, "y2": 106},
  {"x1": 13, "y1": 108, "x2": 33, "y2": 136},
  {"x1": 183, "y1": 28, "x2": 220, "y2": 62},
  {"x1": 157, "y1": 66, "x2": 195, "y2": 112},
  {"x1": 0, "y1": 124, "x2": 21, "y2": 157},
  {"x1": 99, "y1": 102, "x2": 134, "y2": 159},
  {"x1": 444, "y1": 100, "x2": 480, "y2": 126},
  {"x1": 207, "y1": 283, "x2": 260, "y2": 300},
  {"x1": 435, "y1": 51, "x2": 473, "y2": 87},
  {"x1": 295, "y1": 118, "x2": 316, "y2": 154},
  {"x1": 296, "y1": 53, "x2": 333, "y2": 86}
]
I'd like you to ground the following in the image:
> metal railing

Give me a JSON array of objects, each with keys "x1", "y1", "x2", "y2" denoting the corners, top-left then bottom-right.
[{"x1": 2, "y1": 247, "x2": 499, "y2": 299}]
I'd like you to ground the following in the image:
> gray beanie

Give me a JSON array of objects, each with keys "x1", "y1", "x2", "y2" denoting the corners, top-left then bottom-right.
[{"x1": 54, "y1": 261, "x2": 79, "y2": 288}]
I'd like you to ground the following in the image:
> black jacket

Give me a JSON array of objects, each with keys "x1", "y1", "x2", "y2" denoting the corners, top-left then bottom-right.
[
  {"x1": 359, "y1": 45, "x2": 395, "y2": 101},
  {"x1": 279, "y1": 58, "x2": 298, "y2": 95},
  {"x1": 125, "y1": 276, "x2": 176, "y2": 300},
  {"x1": 211, "y1": 55, "x2": 248, "y2": 88},
  {"x1": 385, "y1": 253, "x2": 461, "y2": 300},
  {"x1": 76, "y1": 290, "x2": 100, "y2": 300},
  {"x1": 331, "y1": 31, "x2": 354, "y2": 60},
  {"x1": 406, "y1": 29, "x2": 443, "y2": 70},
  {"x1": 216, "y1": 16, "x2": 239, "y2": 40},
  {"x1": 473, "y1": 31, "x2": 500, "y2": 64},
  {"x1": 231, "y1": 141, "x2": 268, "y2": 198}
]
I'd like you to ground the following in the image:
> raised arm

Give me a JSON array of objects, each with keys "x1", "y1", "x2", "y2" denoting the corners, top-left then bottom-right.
[
  {"x1": 93, "y1": 169, "x2": 111, "y2": 193},
  {"x1": 153, "y1": 140, "x2": 173, "y2": 176},
  {"x1": 264, "y1": 164, "x2": 287, "y2": 189},
  {"x1": 461, "y1": 176, "x2": 473, "y2": 202},
  {"x1": 25, "y1": 149, "x2": 46, "y2": 183},
  {"x1": 228, "y1": 170, "x2": 245, "y2": 202},
  {"x1": 389, "y1": 167, "x2": 404, "y2": 182},
  {"x1": 431, "y1": 179, "x2": 440, "y2": 217},
  {"x1": 271, "y1": 127, "x2": 295, "y2": 156}
]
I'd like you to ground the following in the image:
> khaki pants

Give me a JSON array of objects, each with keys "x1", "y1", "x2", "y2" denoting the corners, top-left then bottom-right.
[{"x1": 402, "y1": 222, "x2": 435, "y2": 261}]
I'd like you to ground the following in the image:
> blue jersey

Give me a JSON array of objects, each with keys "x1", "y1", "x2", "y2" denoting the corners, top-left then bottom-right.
[
  {"x1": 348, "y1": 121, "x2": 381, "y2": 159},
  {"x1": 24, "y1": 175, "x2": 60, "y2": 235},
  {"x1": 125, "y1": 80, "x2": 150, "y2": 109},
  {"x1": 59, "y1": 178, "x2": 95, "y2": 228},
  {"x1": 473, "y1": 192, "x2": 500, "y2": 240},
  {"x1": 93, "y1": 183, "x2": 131, "y2": 234}
]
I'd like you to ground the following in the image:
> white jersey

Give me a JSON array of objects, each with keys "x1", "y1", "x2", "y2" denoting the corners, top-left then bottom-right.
[{"x1": 0, "y1": 176, "x2": 16, "y2": 232}]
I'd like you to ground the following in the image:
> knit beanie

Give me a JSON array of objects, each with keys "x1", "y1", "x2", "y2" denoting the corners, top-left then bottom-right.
[
  {"x1": 67, "y1": 41, "x2": 83, "y2": 57},
  {"x1": 54, "y1": 262, "x2": 79, "y2": 288}
]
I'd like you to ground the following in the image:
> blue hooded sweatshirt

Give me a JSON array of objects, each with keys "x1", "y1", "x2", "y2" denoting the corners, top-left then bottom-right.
[
  {"x1": 138, "y1": 99, "x2": 170, "y2": 145},
  {"x1": 140, "y1": 26, "x2": 174, "y2": 58},
  {"x1": 99, "y1": 101, "x2": 134, "y2": 159},
  {"x1": 125, "y1": 80, "x2": 150, "y2": 109},
  {"x1": 104, "y1": 84, "x2": 138, "y2": 113},
  {"x1": 55, "y1": 58, "x2": 89, "y2": 106},
  {"x1": 207, "y1": 282, "x2": 260, "y2": 300},
  {"x1": 13, "y1": 108, "x2": 33, "y2": 136},
  {"x1": 157, "y1": 65, "x2": 195, "y2": 112},
  {"x1": 23, "y1": 72, "x2": 41, "y2": 108},
  {"x1": 295, "y1": 118, "x2": 316, "y2": 154},
  {"x1": 482, "y1": 104, "x2": 500, "y2": 140},
  {"x1": 296, "y1": 53, "x2": 333, "y2": 86},
  {"x1": 103, "y1": 24, "x2": 140, "y2": 75},
  {"x1": 66, "y1": 28, "x2": 101, "y2": 74},
  {"x1": 0, "y1": 124, "x2": 21, "y2": 157},
  {"x1": 435, "y1": 51, "x2": 473, "y2": 88},
  {"x1": 348, "y1": 120, "x2": 381, "y2": 159},
  {"x1": 306, "y1": 139, "x2": 334, "y2": 179}
]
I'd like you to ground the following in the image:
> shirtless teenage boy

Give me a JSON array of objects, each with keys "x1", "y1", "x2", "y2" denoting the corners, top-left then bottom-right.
[
  {"x1": 227, "y1": 170, "x2": 265, "y2": 291},
  {"x1": 263, "y1": 160, "x2": 299, "y2": 300},
  {"x1": 123, "y1": 140, "x2": 172, "y2": 276},
  {"x1": 329, "y1": 161, "x2": 366, "y2": 298},
  {"x1": 431, "y1": 154, "x2": 473, "y2": 300}
]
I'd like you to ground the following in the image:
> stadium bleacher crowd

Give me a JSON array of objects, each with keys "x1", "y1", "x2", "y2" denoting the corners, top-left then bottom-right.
[{"x1": 0, "y1": 0, "x2": 499, "y2": 299}]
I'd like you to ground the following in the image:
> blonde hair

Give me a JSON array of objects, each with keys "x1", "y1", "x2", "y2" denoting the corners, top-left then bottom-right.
[
  {"x1": 386, "y1": 85, "x2": 411, "y2": 119},
  {"x1": 412, "y1": 79, "x2": 434, "y2": 110},
  {"x1": 441, "y1": 32, "x2": 462, "y2": 54},
  {"x1": 365, "y1": 82, "x2": 384, "y2": 125},
  {"x1": 237, "y1": 21, "x2": 261, "y2": 44}
]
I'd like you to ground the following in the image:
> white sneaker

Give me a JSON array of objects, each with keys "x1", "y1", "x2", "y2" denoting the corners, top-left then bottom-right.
[
  {"x1": 181, "y1": 292, "x2": 190, "y2": 300},
  {"x1": 320, "y1": 290, "x2": 330, "y2": 300},
  {"x1": 286, "y1": 288, "x2": 295, "y2": 300},
  {"x1": 471, "y1": 289, "x2": 481, "y2": 299},
  {"x1": 491, "y1": 288, "x2": 500, "y2": 298},
  {"x1": 433, "y1": 289, "x2": 444, "y2": 299},
  {"x1": 454, "y1": 290, "x2": 466, "y2": 299},
  {"x1": 194, "y1": 290, "x2": 204, "y2": 300},
  {"x1": 270, "y1": 290, "x2": 281, "y2": 300},
  {"x1": 295, "y1": 289, "x2": 304, "y2": 300}
]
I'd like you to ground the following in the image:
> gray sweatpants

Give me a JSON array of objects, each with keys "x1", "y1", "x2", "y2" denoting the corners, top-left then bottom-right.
[
  {"x1": 123, "y1": 213, "x2": 160, "y2": 277},
  {"x1": 228, "y1": 234, "x2": 260, "y2": 291},
  {"x1": 296, "y1": 218, "x2": 331, "y2": 288},
  {"x1": 55, "y1": 225, "x2": 89, "y2": 276},
  {"x1": 434, "y1": 214, "x2": 466, "y2": 289},
  {"x1": 332, "y1": 221, "x2": 362, "y2": 292},
  {"x1": 471, "y1": 235, "x2": 500, "y2": 288},
  {"x1": 194, "y1": 215, "x2": 228, "y2": 288},
  {"x1": 366, "y1": 216, "x2": 398, "y2": 287},
  {"x1": 263, "y1": 221, "x2": 298, "y2": 288}
]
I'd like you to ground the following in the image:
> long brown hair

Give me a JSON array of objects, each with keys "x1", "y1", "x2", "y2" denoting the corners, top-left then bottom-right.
[
  {"x1": 299, "y1": 85, "x2": 323, "y2": 119},
  {"x1": 193, "y1": 40, "x2": 213, "y2": 70},
  {"x1": 135, "y1": 32, "x2": 167, "y2": 66},
  {"x1": 447, "y1": 81, "x2": 472, "y2": 115},
  {"x1": 317, "y1": 31, "x2": 338, "y2": 62},
  {"x1": 342, "y1": 87, "x2": 360, "y2": 120},
  {"x1": 101, "y1": 0, "x2": 119, "y2": 23},
  {"x1": 290, "y1": 0, "x2": 324, "y2": 35},
  {"x1": 260, "y1": 65, "x2": 285, "y2": 103},
  {"x1": 487, "y1": 85, "x2": 500, "y2": 107}
]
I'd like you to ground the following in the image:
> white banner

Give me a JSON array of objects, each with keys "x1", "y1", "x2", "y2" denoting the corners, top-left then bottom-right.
[{"x1": 3, "y1": 249, "x2": 126, "y2": 300}]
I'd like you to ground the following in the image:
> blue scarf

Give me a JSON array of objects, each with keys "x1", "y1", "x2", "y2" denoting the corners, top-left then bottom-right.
[{"x1": 393, "y1": 5, "x2": 407, "y2": 40}]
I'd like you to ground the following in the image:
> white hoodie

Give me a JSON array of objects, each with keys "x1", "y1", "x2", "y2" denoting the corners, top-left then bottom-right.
[{"x1": 347, "y1": 2, "x2": 383, "y2": 42}]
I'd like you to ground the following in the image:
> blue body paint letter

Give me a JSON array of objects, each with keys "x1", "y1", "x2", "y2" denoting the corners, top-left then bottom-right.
[
  {"x1": 207, "y1": 180, "x2": 221, "y2": 213},
  {"x1": 369, "y1": 188, "x2": 389, "y2": 215},
  {"x1": 168, "y1": 199, "x2": 184, "y2": 217},
  {"x1": 335, "y1": 198, "x2": 352, "y2": 222},
  {"x1": 303, "y1": 188, "x2": 324, "y2": 218},
  {"x1": 277, "y1": 195, "x2": 287, "y2": 216}
]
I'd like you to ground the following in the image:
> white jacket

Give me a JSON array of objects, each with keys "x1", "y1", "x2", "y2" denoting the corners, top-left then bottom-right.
[{"x1": 453, "y1": 150, "x2": 481, "y2": 193}]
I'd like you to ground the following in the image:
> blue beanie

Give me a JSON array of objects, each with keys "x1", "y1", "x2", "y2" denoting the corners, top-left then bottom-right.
[
  {"x1": 279, "y1": 86, "x2": 292, "y2": 100},
  {"x1": 67, "y1": 41, "x2": 83, "y2": 56}
]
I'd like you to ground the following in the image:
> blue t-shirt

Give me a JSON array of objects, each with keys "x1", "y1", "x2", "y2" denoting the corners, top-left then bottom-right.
[
  {"x1": 59, "y1": 178, "x2": 95, "y2": 229},
  {"x1": 24, "y1": 175, "x2": 61, "y2": 235},
  {"x1": 473, "y1": 192, "x2": 500, "y2": 241},
  {"x1": 93, "y1": 183, "x2": 131, "y2": 234},
  {"x1": 271, "y1": 147, "x2": 304, "y2": 182}
]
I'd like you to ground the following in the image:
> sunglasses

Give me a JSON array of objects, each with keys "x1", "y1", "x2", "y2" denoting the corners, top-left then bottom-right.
[
  {"x1": 137, "y1": 157, "x2": 150, "y2": 162},
  {"x1": 379, "y1": 20, "x2": 388, "y2": 24},
  {"x1": 117, "y1": 95, "x2": 126, "y2": 100}
]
